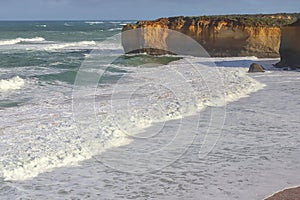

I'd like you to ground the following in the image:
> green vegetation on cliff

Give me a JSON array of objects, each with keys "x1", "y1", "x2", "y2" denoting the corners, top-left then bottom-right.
[
  {"x1": 160, "y1": 13, "x2": 300, "y2": 27},
  {"x1": 122, "y1": 13, "x2": 300, "y2": 58}
]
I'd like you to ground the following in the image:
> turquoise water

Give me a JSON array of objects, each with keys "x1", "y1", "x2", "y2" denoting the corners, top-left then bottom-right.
[
  {"x1": 0, "y1": 21, "x2": 130, "y2": 109},
  {"x1": 0, "y1": 21, "x2": 183, "y2": 107},
  {"x1": 0, "y1": 21, "x2": 122, "y2": 42},
  {"x1": 2, "y1": 21, "x2": 298, "y2": 200},
  {"x1": 0, "y1": 20, "x2": 125, "y2": 76}
]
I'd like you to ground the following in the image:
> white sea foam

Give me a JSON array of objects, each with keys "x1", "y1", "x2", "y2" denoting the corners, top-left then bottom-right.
[
  {"x1": 108, "y1": 28, "x2": 123, "y2": 31},
  {"x1": 44, "y1": 41, "x2": 97, "y2": 51},
  {"x1": 109, "y1": 21, "x2": 121, "y2": 24},
  {"x1": 85, "y1": 21, "x2": 104, "y2": 25},
  {"x1": 64, "y1": 23, "x2": 71, "y2": 27},
  {"x1": 36, "y1": 24, "x2": 47, "y2": 28},
  {"x1": 44, "y1": 40, "x2": 122, "y2": 51},
  {"x1": 0, "y1": 37, "x2": 45, "y2": 45},
  {"x1": 98, "y1": 57, "x2": 265, "y2": 130},
  {"x1": 50, "y1": 62, "x2": 64, "y2": 66},
  {"x1": 0, "y1": 76, "x2": 26, "y2": 92},
  {"x1": 0, "y1": 57, "x2": 265, "y2": 181},
  {"x1": 0, "y1": 39, "x2": 121, "y2": 52}
]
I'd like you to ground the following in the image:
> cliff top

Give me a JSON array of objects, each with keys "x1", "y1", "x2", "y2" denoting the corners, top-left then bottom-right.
[
  {"x1": 127, "y1": 13, "x2": 300, "y2": 28},
  {"x1": 289, "y1": 19, "x2": 300, "y2": 26}
]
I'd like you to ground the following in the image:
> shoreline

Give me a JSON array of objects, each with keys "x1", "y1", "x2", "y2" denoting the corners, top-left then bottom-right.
[{"x1": 2, "y1": 57, "x2": 300, "y2": 200}]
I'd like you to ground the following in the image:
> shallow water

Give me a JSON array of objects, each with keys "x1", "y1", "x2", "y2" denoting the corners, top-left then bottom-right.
[
  {"x1": 0, "y1": 21, "x2": 299, "y2": 200},
  {"x1": 2, "y1": 62, "x2": 299, "y2": 200}
]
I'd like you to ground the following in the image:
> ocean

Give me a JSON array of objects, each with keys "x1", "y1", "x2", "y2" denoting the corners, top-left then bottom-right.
[{"x1": 0, "y1": 21, "x2": 299, "y2": 200}]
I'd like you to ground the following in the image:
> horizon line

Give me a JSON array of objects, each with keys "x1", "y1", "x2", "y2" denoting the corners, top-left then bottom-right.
[{"x1": 0, "y1": 12, "x2": 299, "y2": 22}]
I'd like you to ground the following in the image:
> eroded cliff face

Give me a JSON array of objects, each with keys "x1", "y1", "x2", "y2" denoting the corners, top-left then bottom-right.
[
  {"x1": 122, "y1": 14, "x2": 299, "y2": 58},
  {"x1": 275, "y1": 20, "x2": 300, "y2": 68}
]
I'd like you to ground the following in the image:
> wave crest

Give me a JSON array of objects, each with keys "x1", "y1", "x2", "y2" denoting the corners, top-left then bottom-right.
[
  {"x1": 0, "y1": 37, "x2": 45, "y2": 45},
  {"x1": 85, "y1": 21, "x2": 104, "y2": 25},
  {"x1": 0, "y1": 76, "x2": 25, "y2": 92},
  {"x1": 44, "y1": 41, "x2": 97, "y2": 51},
  {"x1": 108, "y1": 28, "x2": 122, "y2": 31}
]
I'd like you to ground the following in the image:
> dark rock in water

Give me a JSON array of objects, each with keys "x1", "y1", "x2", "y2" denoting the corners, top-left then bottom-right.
[
  {"x1": 248, "y1": 63, "x2": 265, "y2": 73},
  {"x1": 273, "y1": 61, "x2": 286, "y2": 68},
  {"x1": 275, "y1": 19, "x2": 300, "y2": 69}
]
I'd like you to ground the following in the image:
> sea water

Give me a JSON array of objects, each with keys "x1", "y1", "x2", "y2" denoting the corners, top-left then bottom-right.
[{"x1": 0, "y1": 21, "x2": 299, "y2": 200}]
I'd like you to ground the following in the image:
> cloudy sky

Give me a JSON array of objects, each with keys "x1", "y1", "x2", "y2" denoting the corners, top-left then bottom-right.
[{"x1": 0, "y1": 0, "x2": 299, "y2": 20}]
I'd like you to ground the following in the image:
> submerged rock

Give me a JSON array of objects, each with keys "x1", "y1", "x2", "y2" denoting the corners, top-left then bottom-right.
[
  {"x1": 122, "y1": 14, "x2": 300, "y2": 57},
  {"x1": 248, "y1": 63, "x2": 265, "y2": 73}
]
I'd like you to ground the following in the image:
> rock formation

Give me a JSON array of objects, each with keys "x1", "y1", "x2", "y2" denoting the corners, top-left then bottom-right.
[
  {"x1": 122, "y1": 14, "x2": 300, "y2": 58},
  {"x1": 248, "y1": 63, "x2": 265, "y2": 72},
  {"x1": 275, "y1": 19, "x2": 300, "y2": 69},
  {"x1": 264, "y1": 186, "x2": 300, "y2": 200}
]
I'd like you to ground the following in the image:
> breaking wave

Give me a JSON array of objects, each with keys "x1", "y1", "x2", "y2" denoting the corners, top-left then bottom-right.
[
  {"x1": 0, "y1": 37, "x2": 45, "y2": 45},
  {"x1": 85, "y1": 21, "x2": 104, "y2": 25},
  {"x1": 0, "y1": 56, "x2": 266, "y2": 181},
  {"x1": 44, "y1": 41, "x2": 97, "y2": 51},
  {"x1": 0, "y1": 76, "x2": 25, "y2": 92},
  {"x1": 108, "y1": 28, "x2": 123, "y2": 31}
]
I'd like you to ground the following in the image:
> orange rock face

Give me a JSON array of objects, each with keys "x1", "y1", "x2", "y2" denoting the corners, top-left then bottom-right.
[
  {"x1": 275, "y1": 20, "x2": 300, "y2": 69},
  {"x1": 122, "y1": 14, "x2": 299, "y2": 58}
]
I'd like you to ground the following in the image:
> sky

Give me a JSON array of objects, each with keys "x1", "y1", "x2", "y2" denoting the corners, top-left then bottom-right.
[{"x1": 0, "y1": 0, "x2": 299, "y2": 20}]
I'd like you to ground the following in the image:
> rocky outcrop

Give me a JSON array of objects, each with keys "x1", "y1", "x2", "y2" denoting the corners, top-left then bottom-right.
[
  {"x1": 275, "y1": 20, "x2": 300, "y2": 69},
  {"x1": 122, "y1": 14, "x2": 300, "y2": 57},
  {"x1": 248, "y1": 63, "x2": 265, "y2": 72},
  {"x1": 264, "y1": 186, "x2": 300, "y2": 200}
]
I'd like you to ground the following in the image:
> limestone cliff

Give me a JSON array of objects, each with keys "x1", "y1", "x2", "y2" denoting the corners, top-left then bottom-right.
[
  {"x1": 122, "y1": 14, "x2": 300, "y2": 57},
  {"x1": 275, "y1": 20, "x2": 300, "y2": 69}
]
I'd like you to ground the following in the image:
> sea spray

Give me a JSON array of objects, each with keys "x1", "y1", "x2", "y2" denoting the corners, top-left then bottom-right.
[{"x1": 0, "y1": 76, "x2": 25, "y2": 92}]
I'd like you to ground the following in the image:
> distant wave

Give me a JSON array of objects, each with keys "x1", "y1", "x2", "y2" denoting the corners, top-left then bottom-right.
[
  {"x1": 61, "y1": 40, "x2": 122, "y2": 50},
  {"x1": 0, "y1": 39, "x2": 121, "y2": 51},
  {"x1": 64, "y1": 23, "x2": 72, "y2": 27},
  {"x1": 0, "y1": 76, "x2": 25, "y2": 92},
  {"x1": 108, "y1": 28, "x2": 123, "y2": 31},
  {"x1": 85, "y1": 21, "x2": 104, "y2": 25},
  {"x1": 109, "y1": 21, "x2": 121, "y2": 24},
  {"x1": 44, "y1": 41, "x2": 97, "y2": 51},
  {"x1": 0, "y1": 37, "x2": 45, "y2": 45},
  {"x1": 36, "y1": 24, "x2": 47, "y2": 28}
]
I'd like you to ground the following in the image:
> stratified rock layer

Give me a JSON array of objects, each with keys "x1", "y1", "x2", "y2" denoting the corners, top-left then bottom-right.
[
  {"x1": 275, "y1": 20, "x2": 300, "y2": 69},
  {"x1": 122, "y1": 14, "x2": 300, "y2": 57}
]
